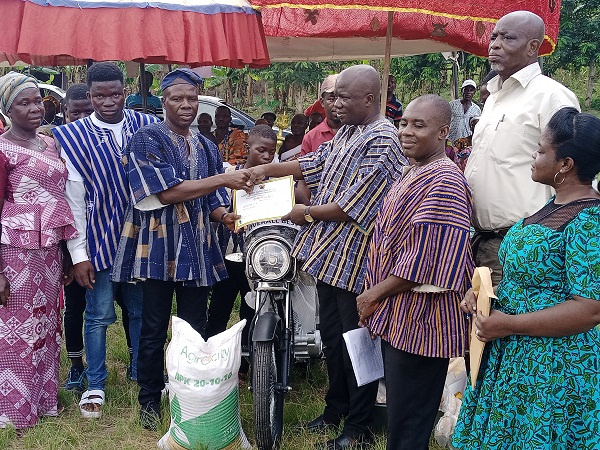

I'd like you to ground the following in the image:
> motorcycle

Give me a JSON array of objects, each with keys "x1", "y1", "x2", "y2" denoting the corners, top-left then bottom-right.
[{"x1": 244, "y1": 221, "x2": 322, "y2": 450}]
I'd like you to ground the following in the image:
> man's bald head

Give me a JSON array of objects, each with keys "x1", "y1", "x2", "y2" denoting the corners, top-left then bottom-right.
[
  {"x1": 489, "y1": 10, "x2": 545, "y2": 81},
  {"x1": 499, "y1": 10, "x2": 545, "y2": 42},
  {"x1": 334, "y1": 65, "x2": 382, "y2": 125},
  {"x1": 337, "y1": 65, "x2": 381, "y2": 99},
  {"x1": 399, "y1": 95, "x2": 450, "y2": 163},
  {"x1": 406, "y1": 94, "x2": 451, "y2": 128}
]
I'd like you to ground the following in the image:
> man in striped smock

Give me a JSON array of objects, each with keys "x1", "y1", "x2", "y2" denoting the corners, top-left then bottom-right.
[
  {"x1": 111, "y1": 69, "x2": 252, "y2": 429},
  {"x1": 247, "y1": 65, "x2": 407, "y2": 449},
  {"x1": 53, "y1": 62, "x2": 159, "y2": 419},
  {"x1": 359, "y1": 95, "x2": 473, "y2": 450}
]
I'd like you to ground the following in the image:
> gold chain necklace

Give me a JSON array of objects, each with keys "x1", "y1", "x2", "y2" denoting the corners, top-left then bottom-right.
[{"x1": 9, "y1": 130, "x2": 45, "y2": 152}]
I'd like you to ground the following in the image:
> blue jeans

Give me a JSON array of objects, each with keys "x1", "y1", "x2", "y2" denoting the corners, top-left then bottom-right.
[{"x1": 84, "y1": 269, "x2": 142, "y2": 391}]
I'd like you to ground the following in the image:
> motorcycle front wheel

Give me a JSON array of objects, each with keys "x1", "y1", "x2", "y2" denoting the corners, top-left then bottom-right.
[{"x1": 253, "y1": 340, "x2": 284, "y2": 450}]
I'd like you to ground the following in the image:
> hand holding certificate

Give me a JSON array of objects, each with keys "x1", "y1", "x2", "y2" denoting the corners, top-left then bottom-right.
[{"x1": 233, "y1": 175, "x2": 295, "y2": 229}]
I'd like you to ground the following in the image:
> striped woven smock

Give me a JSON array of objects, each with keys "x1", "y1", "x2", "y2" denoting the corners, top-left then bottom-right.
[
  {"x1": 365, "y1": 157, "x2": 474, "y2": 358},
  {"x1": 294, "y1": 118, "x2": 407, "y2": 294},
  {"x1": 53, "y1": 110, "x2": 159, "y2": 271},
  {"x1": 111, "y1": 122, "x2": 229, "y2": 287}
]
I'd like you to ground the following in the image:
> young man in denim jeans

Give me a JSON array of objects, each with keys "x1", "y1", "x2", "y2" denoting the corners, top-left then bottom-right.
[{"x1": 53, "y1": 62, "x2": 159, "y2": 418}]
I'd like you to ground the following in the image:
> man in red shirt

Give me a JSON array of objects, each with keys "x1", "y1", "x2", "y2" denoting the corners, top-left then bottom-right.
[{"x1": 301, "y1": 74, "x2": 342, "y2": 155}]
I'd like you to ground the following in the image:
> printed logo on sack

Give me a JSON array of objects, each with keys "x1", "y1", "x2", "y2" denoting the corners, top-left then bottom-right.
[{"x1": 180, "y1": 346, "x2": 231, "y2": 365}]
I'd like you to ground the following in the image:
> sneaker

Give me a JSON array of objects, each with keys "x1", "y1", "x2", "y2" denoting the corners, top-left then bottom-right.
[
  {"x1": 140, "y1": 400, "x2": 161, "y2": 430},
  {"x1": 63, "y1": 366, "x2": 86, "y2": 392}
]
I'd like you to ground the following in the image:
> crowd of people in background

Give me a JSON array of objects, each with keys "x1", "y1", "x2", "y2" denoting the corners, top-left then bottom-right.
[{"x1": 0, "y1": 8, "x2": 598, "y2": 450}]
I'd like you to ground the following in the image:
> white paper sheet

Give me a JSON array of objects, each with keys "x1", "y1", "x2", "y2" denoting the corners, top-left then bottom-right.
[{"x1": 342, "y1": 328, "x2": 384, "y2": 386}]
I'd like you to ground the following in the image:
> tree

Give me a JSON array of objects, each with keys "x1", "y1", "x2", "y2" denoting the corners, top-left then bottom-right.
[
  {"x1": 546, "y1": 0, "x2": 600, "y2": 108},
  {"x1": 389, "y1": 53, "x2": 487, "y2": 103}
]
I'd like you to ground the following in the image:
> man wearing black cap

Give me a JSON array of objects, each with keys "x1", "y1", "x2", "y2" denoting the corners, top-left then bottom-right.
[
  {"x1": 261, "y1": 111, "x2": 276, "y2": 128},
  {"x1": 111, "y1": 68, "x2": 252, "y2": 429}
]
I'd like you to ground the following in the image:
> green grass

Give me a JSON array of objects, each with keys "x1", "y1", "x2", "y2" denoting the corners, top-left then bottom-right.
[{"x1": 0, "y1": 303, "x2": 446, "y2": 450}]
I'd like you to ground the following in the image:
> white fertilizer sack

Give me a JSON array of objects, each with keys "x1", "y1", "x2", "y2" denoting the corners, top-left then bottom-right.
[{"x1": 158, "y1": 318, "x2": 250, "y2": 450}]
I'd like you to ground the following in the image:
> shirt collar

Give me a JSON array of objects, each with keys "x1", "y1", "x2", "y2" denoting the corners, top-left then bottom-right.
[
  {"x1": 317, "y1": 119, "x2": 335, "y2": 136},
  {"x1": 90, "y1": 111, "x2": 126, "y2": 129},
  {"x1": 488, "y1": 62, "x2": 541, "y2": 94}
]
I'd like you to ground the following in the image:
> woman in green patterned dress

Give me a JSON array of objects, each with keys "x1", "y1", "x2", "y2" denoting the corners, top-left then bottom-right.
[{"x1": 453, "y1": 107, "x2": 600, "y2": 449}]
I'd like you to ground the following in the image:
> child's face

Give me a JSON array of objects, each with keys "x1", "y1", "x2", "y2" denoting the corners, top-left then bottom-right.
[
  {"x1": 64, "y1": 98, "x2": 94, "y2": 124},
  {"x1": 246, "y1": 136, "x2": 276, "y2": 167}
]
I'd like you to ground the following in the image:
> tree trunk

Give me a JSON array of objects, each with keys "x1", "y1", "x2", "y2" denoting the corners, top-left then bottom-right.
[
  {"x1": 264, "y1": 80, "x2": 269, "y2": 105},
  {"x1": 235, "y1": 81, "x2": 242, "y2": 106},
  {"x1": 246, "y1": 74, "x2": 253, "y2": 107},
  {"x1": 274, "y1": 86, "x2": 281, "y2": 110},
  {"x1": 294, "y1": 84, "x2": 307, "y2": 112},
  {"x1": 585, "y1": 59, "x2": 596, "y2": 110},
  {"x1": 279, "y1": 86, "x2": 287, "y2": 111}
]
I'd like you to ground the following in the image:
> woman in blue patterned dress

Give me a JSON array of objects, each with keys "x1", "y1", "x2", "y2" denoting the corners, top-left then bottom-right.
[{"x1": 453, "y1": 107, "x2": 600, "y2": 449}]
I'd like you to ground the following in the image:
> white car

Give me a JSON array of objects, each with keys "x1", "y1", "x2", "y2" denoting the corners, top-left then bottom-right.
[
  {"x1": 161, "y1": 95, "x2": 289, "y2": 135},
  {"x1": 38, "y1": 83, "x2": 66, "y2": 101},
  {"x1": 194, "y1": 95, "x2": 257, "y2": 132}
]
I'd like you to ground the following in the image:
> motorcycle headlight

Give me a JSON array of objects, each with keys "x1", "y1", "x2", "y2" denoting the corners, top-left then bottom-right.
[{"x1": 250, "y1": 240, "x2": 291, "y2": 281}]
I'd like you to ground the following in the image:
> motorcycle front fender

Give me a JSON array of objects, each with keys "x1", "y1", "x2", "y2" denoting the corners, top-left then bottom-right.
[{"x1": 252, "y1": 311, "x2": 281, "y2": 342}]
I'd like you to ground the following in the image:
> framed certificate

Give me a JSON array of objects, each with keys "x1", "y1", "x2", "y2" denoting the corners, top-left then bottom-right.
[{"x1": 233, "y1": 175, "x2": 295, "y2": 229}]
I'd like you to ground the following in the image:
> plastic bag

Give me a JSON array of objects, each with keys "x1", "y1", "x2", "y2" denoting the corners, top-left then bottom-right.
[{"x1": 434, "y1": 358, "x2": 467, "y2": 448}]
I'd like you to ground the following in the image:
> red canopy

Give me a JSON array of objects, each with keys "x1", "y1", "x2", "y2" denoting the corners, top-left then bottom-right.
[
  {"x1": 1, "y1": 0, "x2": 270, "y2": 68},
  {"x1": 251, "y1": 0, "x2": 561, "y2": 59}
]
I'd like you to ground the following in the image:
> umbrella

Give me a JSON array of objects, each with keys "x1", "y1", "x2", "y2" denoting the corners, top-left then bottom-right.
[
  {"x1": 250, "y1": 0, "x2": 562, "y2": 111},
  {"x1": 0, "y1": 0, "x2": 270, "y2": 68},
  {"x1": 252, "y1": 0, "x2": 560, "y2": 60}
]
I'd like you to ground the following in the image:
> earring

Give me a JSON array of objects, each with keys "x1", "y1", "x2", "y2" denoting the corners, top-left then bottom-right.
[{"x1": 553, "y1": 170, "x2": 566, "y2": 185}]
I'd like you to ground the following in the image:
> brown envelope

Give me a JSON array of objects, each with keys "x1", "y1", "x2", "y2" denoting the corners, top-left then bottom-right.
[{"x1": 469, "y1": 267, "x2": 497, "y2": 389}]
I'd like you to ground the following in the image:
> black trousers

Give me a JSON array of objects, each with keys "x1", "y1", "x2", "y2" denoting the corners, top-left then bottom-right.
[
  {"x1": 317, "y1": 281, "x2": 377, "y2": 438},
  {"x1": 206, "y1": 259, "x2": 253, "y2": 349},
  {"x1": 114, "y1": 287, "x2": 132, "y2": 352},
  {"x1": 137, "y1": 279, "x2": 209, "y2": 405},
  {"x1": 63, "y1": 282, "x2": 131, "y2": 359},
  {"x1": 382, "y1": 340, "x2": 449, "y2": 450}
]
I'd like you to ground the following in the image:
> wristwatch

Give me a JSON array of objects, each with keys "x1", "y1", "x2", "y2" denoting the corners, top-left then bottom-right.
[{"x1": 304, "y1": 206, "x2": 314, "y2": 223}]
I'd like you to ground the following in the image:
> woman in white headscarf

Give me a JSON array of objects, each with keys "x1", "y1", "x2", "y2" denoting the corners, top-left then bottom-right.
[{"x1": 0, "y1": 72, "x2": 77, "y2": 430}]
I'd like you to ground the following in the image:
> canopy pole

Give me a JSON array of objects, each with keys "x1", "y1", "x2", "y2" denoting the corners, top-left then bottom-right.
[
  {"x1": 380, "y1": 11, "x2": 393, "y2": 116},
  {"x1": 140, "y1": 62, "x2": 148, "y2": 114},
  {"x1": 451, "y1": 52, "x2": 459, "y2": 100}
]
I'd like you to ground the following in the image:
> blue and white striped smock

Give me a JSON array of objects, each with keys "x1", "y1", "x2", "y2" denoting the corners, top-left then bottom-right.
[
  {"x1": 111, "y1": 122, "x2": 229, "y2": 287},
  {"x1": 53, "y1": 109, "x2": 159, "y2": 271}
]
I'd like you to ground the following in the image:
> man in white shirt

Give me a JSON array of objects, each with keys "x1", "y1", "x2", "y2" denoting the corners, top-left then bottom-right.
[
  {"x1": 465, "y1": 10, "x2": 580, "y2": 285},
  {"x1": 53, "y1": 62, "x2": 158, "y2": 419}
]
